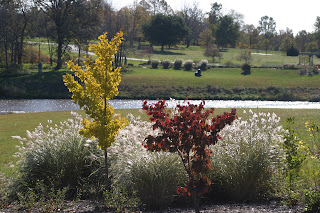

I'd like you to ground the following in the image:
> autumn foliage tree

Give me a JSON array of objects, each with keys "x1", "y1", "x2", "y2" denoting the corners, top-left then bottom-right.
[
  {"x1": 63, "y1": 31, "x2": 127, "y2": 185},
  {"x1": 142, "y1": 100, "x2": 236, "y2": 213}
]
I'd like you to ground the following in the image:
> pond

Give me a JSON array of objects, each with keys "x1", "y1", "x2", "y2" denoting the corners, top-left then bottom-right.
[{"x1": 1, "y1": 99, "x2": 320, "y2": 114}]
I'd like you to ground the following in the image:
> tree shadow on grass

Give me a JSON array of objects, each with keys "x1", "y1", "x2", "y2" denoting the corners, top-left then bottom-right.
[{"x1": 154, "y1": 50, "x2": 186, "y2": 56}]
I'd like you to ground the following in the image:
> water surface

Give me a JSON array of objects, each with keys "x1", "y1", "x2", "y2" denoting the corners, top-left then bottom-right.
[{"x1": 1, "y1": 99, "x2": 320, "y2": 114}]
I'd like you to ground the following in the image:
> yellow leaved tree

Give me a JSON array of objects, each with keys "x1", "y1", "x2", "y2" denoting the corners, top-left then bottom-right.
[{"x1": 63, "y1": 31, "x2": 127, "y2": 185}]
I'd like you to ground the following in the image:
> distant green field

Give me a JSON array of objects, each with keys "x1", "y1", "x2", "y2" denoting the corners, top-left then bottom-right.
[
  {"x1": 121, "y1": 67, "x2": 320, "y2": 88},
  {"x1": 1, "y1": 108, "x2": 320, "y2": 175}
]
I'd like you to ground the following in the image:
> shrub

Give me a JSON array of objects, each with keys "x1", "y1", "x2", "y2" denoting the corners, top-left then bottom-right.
[
  {"x1": 224, "y1": 61, "x2": 234, "y2": 68},
  {"x1": 283, "y1": 64, "x2": 297, "y2": 70},
  {"x1": 12, "y1": 112, "x2": 105, "y2": 198},
  {"x1": 198, "y1": 60, "x2": 208, "y2": 70},
  {"x1": 241, "y1": 63, "x2": 251, "y2": 75},
  {"x1": 173, "y1": 59, "x2": 183, "y2": 70},
  {"x1": 162, "y1": 59, "x2": 171, "y2": 69},
  {"x1": 305, "y1": 189, "x2": 320, "y2": 212},
  {"x1": 151, "y1": 59, "x2": 160, "y2": 69},
  {"x1": 183, "y1": 59, "x2": 193, "y2": 71},
  {"x1": 103, "y1": 184, "x2": 142, "y2": 212},
  {"x1": 210, "y1": 110, "x2": 285, "y2": 201},
  {"x1": 286, "y1": 45, "x2": 299, "y2": 56},
  {"x1": 23, "y1": 45, "x2": 50, "y2": 63}
]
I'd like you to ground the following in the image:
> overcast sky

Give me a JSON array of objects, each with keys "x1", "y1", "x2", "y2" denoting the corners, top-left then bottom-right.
[{"x1": 110, "y1": 0, "x2": 320, "y2": 35}]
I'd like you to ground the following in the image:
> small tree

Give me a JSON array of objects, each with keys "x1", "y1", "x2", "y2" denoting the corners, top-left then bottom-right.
[
  {"x1": 142, "y1": 100, "x2": 236, "y2": 213},
  {"x1": 63, "y1": 31, "x2": 127, "y2": 186},
  {"x1": 237, "y1": 49, "x2": 253, "y2": 64},
  {"x1": 204, "y1": 44, "x2": 222, "y2": 62}
]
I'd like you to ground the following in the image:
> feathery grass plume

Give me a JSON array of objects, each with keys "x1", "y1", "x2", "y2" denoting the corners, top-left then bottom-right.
[{"x1": 210, "y1": 110, "x2": 285, "y2": 201}]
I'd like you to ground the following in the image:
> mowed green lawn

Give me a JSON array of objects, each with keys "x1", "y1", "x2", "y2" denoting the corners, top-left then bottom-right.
[
  {"x1": 121, "y1": 67, "x2": 320, "y2": 88},
  {"x1": 1, "y1": 108, "x2": 320, "y2": 175}
]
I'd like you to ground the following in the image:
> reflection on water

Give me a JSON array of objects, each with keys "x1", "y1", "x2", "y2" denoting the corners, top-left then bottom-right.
[{"x1": 1, "y1": 99, "x2": 320, "y2": 114}]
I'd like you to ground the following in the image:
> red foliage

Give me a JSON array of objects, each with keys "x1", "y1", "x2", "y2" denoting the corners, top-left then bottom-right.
[{"x1": 142, "y1": 100, "x2": 236, "y2": 198}]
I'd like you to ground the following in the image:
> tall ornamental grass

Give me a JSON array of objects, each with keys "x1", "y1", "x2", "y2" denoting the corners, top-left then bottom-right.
[
  {"x1": 13, "y1": 112, "x2": 105, "y2": 198},
  {"x1": 109, "y1": 114, "x2": 187, "y2": 210},
  {"x1": 12, "y1": 112, "x2": 186, "y2": 209},
  {"x1": 210, "y1": 110, "x2": 285, "y2": 201}
]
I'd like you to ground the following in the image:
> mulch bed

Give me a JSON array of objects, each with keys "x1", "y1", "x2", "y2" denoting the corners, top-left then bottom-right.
[{"x1": 1, "y1": 200, "x2": 305, "y2": 213}]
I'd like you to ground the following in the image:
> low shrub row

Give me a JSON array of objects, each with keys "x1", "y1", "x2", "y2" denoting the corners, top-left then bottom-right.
[{"x1": 150, "y1": 59, "x2": 208, "y2": 71}]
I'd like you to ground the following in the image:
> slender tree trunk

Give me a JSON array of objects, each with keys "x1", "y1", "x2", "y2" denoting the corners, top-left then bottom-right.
[
  {"x1": 104, "y1": 148, "x2": 110, "y2": 187},
  {"x1": 78, "y1": 45, "x2": 81, "y2": 66},
  {"x1": 56, "y1": 33, "x2": 63, "y2": 70},
  {"x1": 4, "y1": 31, "x2": 9, "y2": 72},
  {"x1": 192, "y1": 193, "x2": 200, "y2": 213}
]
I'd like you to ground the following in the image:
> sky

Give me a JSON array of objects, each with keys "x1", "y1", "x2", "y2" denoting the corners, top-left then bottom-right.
[{"x1": 111, "y1": 0, "x2": 320, "y2": 35}]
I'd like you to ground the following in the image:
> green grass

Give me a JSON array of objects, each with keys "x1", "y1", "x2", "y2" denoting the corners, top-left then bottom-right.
[
  {"x1": 137, "y1": 45, "x2": 320, "y2": 66},
  {"x1": 121, "y1": 67, "x2": 320, "y2": 88},
  {"x1": 1, "y1": 109, "x2": 320, "y2": 175}
]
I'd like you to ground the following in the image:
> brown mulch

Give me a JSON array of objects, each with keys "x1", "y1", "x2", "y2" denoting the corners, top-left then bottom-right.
[{"x1": 1, "y1": 200, "x2": 305, "y2": 213}]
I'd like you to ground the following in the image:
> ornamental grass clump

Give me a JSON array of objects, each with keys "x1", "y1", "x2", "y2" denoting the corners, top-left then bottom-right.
[
  {"x1": 162, "y1": 59, "x2": 171, "y2": 69},
  {"x1": 12, "y1": 112, "x2": 105, "y2": 198},
  {"x1": 151, "y1": 59, "x2": 160, "y2": 69},
  {"x1": 198, "y1": 60, "x2": 208, "y2": 70},
  {"x1": 173, "y1": 59, "x2": 183, "y2": 70},
  {"x1": 109, "y1": 114, "x2": 187, "y2": 210},
  {"x1": 210, "y1": 110, "x2": 285, "y2": 201},
  {"x1": 183, "y1": 59, "x2": 194, "y2": 71}
]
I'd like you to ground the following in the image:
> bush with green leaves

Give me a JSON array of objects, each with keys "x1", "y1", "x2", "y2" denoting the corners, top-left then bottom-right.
[
  {"x1": 241, "y1": 63, "x2": 251, "y2": 75},
  {"x1": 12, "y1": 112, "x2": 105, "y2": 198},
  {"x1": 173, "y1": 59, "x2": 183, "y2": 70},
  {"x1": 305, "y1": 189, "x2": 320, "y2": 212},
  {"x1": 162, "y1": 59, "x2": 171, "y2": 69},
  {"x1": 286, "y1": 45, "x2": 299, "y2": 56},
  {"x1": 151, "y1": 59, "x2": 160, "y2": 69},
  {"x1": 103, "y1": 184, "x2": 142, "y2": 213},
  {"x1": 183, "y1": 59, "x2": 194, "y2": 71},
  {"x1": 198, "y1": 60, "x2": 208, "y2": 70},
  {"x1": 15, "y1": 181, "x2": 69, "y2": 213},
  {"x1": 210, "y1": 110, "x2": 285, "y2": 201}
]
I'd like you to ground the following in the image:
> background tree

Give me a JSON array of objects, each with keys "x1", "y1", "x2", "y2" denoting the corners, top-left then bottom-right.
[
  {"x1": 143, "y1": 14, "x2": 189, "y2": 51},
  {"x1": 0, "y1": 0, "x2": 30, "y2": 73},
  {"x1": 72, "y1": 0, "x2": 103, "y2": 65},
  {"x1": 101, "y1": 1, "x2": 120, "y2": 39},
  {"x1": 139, "y1": 0, "x2": 172, "y2": 16},
  {"x1": 278, "y1": 28, "x2": 294, "y2": 53},
  {"x1": 63, "y1": 32, "x2": 127, "y2": 186},
  {"x1": 178, "y1": 2, "x2": 205, "y2": 47},
  {"x1": 117, "y1": 2, "x2": 150, "y2": 47},
  {"x1": 295, "y1": 30, "x2": 308, "y2": 52},
  {"x1": 240, "y1": 24, "x2": 259, "y2": 48},
  {"x1": 207, "y1": 2, "x2": 222, "y2": 33},
  {"x1": 215, "y1": 15, "x2": 240, "y2": 48},
  {"x1": 198, "y1": 28, "x2": 215, "y2": 48},
  {"x1": 314, "y1": 16, "x2": 320, "y2": 52},
  {"x1": 258, "y1": 15, "x2": 276, "y2": 39},
  {"x1": 34, "y1": 0, "x2": 102, "y2": 70}
]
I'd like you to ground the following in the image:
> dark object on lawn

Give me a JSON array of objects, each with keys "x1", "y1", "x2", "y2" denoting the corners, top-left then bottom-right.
[{"x1": 195, "y1": 69, "x2": 202, "y2": 77}]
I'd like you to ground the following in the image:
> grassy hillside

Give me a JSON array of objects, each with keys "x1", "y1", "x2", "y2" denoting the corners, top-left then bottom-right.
[{"x1": 1, "y1": 67, "x2": 320, "y2": 101}]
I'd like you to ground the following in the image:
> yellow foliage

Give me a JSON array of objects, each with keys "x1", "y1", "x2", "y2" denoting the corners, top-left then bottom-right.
[{"x1": 63, "y1": 31, "x2": 127, "y2": 150}]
